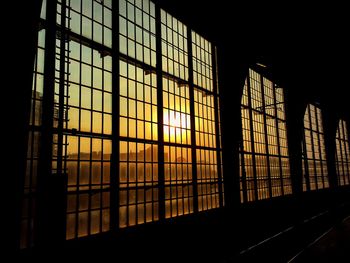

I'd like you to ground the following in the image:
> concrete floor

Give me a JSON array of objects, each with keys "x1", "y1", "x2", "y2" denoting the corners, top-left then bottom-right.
[{"x1": 291, "y1": 216, "x2": 350, "y2": 262}]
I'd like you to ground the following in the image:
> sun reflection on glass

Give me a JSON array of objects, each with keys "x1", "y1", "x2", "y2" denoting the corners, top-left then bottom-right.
[{"x1": 163, "y1": 109, "x2": 191, "y2": 143}]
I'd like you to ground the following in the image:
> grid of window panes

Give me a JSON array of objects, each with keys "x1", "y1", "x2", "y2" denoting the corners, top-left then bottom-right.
[
  {"x1": 240, "y1": 69, "x2": 292, "y2": 203},
  {"x1": 164, "y1": 146, "x2": 193, "y2": 218},
  {"x1": 193, "y1": 33, "x2": 221, "y2": 210},
  {"x1": 55, "y1": 0, "x2": 113, "y2": 240},
  {"x1": 161, "y1": 9, "x2": 188, "y2": 80},
  {"x1": 192, "y1": 32, "x2": 213, "y2": 92},
  {"x1": 302, "y1": 104, "x2": 329, "y2": 191},
  {"x1": 196, "y1": 148, "x2": 220, "y2": 210},
  {"x1": 118, "y1": 0, "x2": 159, "y2": 227},
  {"x1": 162, "y1": 78, "x2": 191, "y2": 145},
  {"x1": 22, "y1": 0, "x2": 224, "y2": 247},
  {"x1": 119, "y1": 0, "x2": 156, "y2": 67},
  {"x1": 119, "y1": 141, "x2": 159, "y2": 226},
  {"x1": 264, "y1": 79, "x2": 292, "y2": 196},
  {"x1": 69, "y1": 0, "x2": 112, "y2": 48},
  {"x1": 20, "y1": 0, "x2": 47, "y2": 249},
  {"x1": 335, "y1": 119, "x2": 350, "y2": 186},
  {"x1": 161, "y1": 11, "x2": 192, "y2": 218},
  {"x1": 194, "y1": 89, "x2": 216, "y2": 148},
  {"x1": 119, "y1": 59, "x2": 159, "y2": 227},
  {"x1": 162, "y1": 67, "x2": 192, "y2": 217}
]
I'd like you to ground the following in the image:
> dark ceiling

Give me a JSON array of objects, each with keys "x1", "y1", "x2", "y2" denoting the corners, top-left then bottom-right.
[{"x1": 155, "y1": 0, "x2": 349, "y2": 115}]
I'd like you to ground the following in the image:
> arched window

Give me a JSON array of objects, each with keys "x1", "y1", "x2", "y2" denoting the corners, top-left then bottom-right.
[
  {"x1": 240, "y1": 68, "x2": 292, "y2": 203},
  {"x1": 302, "y1": 104, "x2": 329, "y2": 191}
]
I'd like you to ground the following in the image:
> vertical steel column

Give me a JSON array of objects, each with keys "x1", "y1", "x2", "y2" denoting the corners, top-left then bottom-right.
[
  {"x1": 35, "y1": 0, "x2": 58, "y2": 246},
  {"x1": 273, "y1": 84, "x2": 285, "y2": 196},
  {"x1": 342, "y1": 120, "x2": 350, "y2": 184},
  {"x1": 56, "y1": 0, "x2": 66, "y2": 182},
  {"x1": 155, "y1": 5, "x2": 165, "y2": 220},
  {"x1": 239, "y1": 140, "x2": 248, "y2": 203},
  {"x1": 308, "y1": 105, "x2": 318, "y2": 189},
  {"x1": 111, "y1": 0, "x2": 120, "y2": 231},
  {"x1": 345, "y1": 120, "x2": 350, "y2": 183},
  {"x1": 336, "y1": 122, "x2": 344, "y2": 185},
  {"x1": 302, "y1": 126, "x2": 311, "y2": 191},
  {"x1": 187, "y1": 29, "x2": 199, "y2": 213},
  {"x1": 315, "y1": 107, "x2": 326, "y2": 188},
  {"x1": 212, "y1": 46, "x2": 224, "y2": 207}
]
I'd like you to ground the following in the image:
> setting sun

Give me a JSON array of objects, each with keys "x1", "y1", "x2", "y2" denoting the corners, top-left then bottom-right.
[{"x1": 163, "y1": 109, "x2": 191, "y2": 143}]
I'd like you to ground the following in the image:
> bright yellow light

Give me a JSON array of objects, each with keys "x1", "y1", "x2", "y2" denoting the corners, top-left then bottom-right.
[
  {"x1": 163, "y1": 109, "x2": 190, "y2": 143},
  {"x1": 164, "y1": 110, "x2": 180, "y2": 128}
]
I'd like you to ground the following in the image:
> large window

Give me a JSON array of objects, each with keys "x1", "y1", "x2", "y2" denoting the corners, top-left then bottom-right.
[
  {"x1": 302, "y1": 104, "x2": 329, "y2": 191},
  {"x1": 335, "y1": 119, "x2": 350, "y2": 186},
  {"x1": 58, "y1": 0, "x2": 113, "y2": 240},
  {"x1": 240, "y1": 68, "x2": 292, "y2": 203},
  {"x1": 22, "y1": 0, "x2": 223, "y2": 248}
]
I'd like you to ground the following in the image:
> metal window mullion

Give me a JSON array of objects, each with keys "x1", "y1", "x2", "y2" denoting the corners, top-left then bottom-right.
[
  {"x1": 74, "y1": 0, "x2": 84, "y2": 238},
  {"x1": 175, "y1": 147, "x2": 179, "y2": 216},
  {"x1": 308, "y1": 106, "x2": 317, "y2": 190},
  {"x1": 273, "y1": 84, "x2": 285, "y2": 196},
  {"x1": 187, "y1": 29, "x2": 198, "y2": 213},
  {"x1": 340, "y1": 122, "x2": 347, "y2": 183},
  {"x1": 135, "y1": 143, "x2": 139, "y2": 223},
  {"x1": 341, "y1": 137, "x2": 347, "y2": 185},
  {"x1": 246, "y1": 72, "x2": 258, "y2": 201},
  {"x1": 99, "y1": 1, "x2": 105, "y2": 233},
  {"x1": 132, "y1": 1, "x2": 139, "y2": 226},
  {"x1": 346, "y1": 121, "x2": 350, "y2": 183},
  {"x1": 239, "y1": 134, "x2": 248, "y2": 203},
  {"x1": 141, "y1": 8, "x2": 149, "y2": 221},
  {"x1": 86, "y1": 1, "x2": 95, "y2": 236},
  {"x1": 58, "y1": 0, "x2": 69, "y2": 236},
  {"x1": 88, "y1": 140, "x2": 92, "y2": 235},
  {"x1": 211, "y1": 45, "x2": 223, "y2": 207},
  {"x1": 155, "y1": 5, "x2": 165, "y2": 220},
  {"x1": 110, "y1": 0, "x2": 120, "y2": 231},
  {"x1": 57, "y1": 0, "x2": 67, "y2": 178},
  {"x1": 260, "y1": 76, "x2": 272, "y2": 198},
  {"x1": 335, "y1": 125, "x2": 347, "y2": 185},
  {"x1": 337, "y1": 125, "x2": 345, "y2": 185},
  {"x1": 301, "y1": 126, "x2": 311, "y2": 191},
  {"x1": 200, "y1": 99, "x2": 207, "y2": 209},
  {"x1": 315, "y1": 107, "x2": 326, "y2": 188},
  {"x1": 126, "y1": 143, "x2": 130, "y2": 226},
  {"x1": 342, "y1": 121, "x2": 350, "y2": 183},
  {"x1": 240, "y1": 91, "x2": 249, "y2": 203}
]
